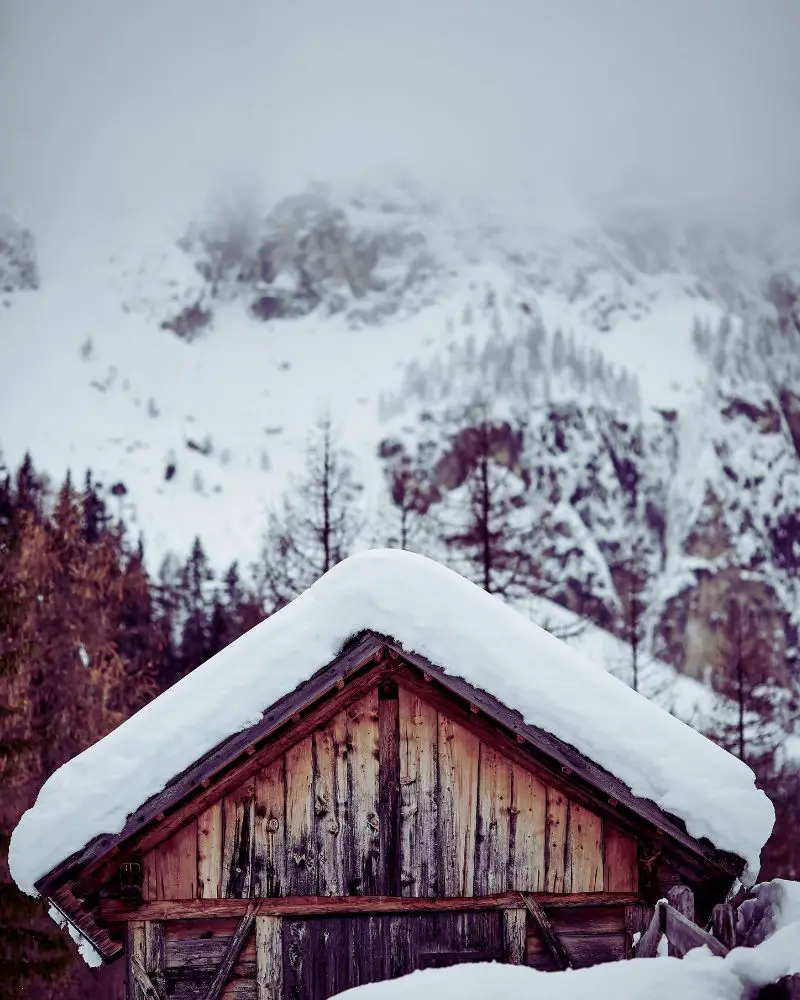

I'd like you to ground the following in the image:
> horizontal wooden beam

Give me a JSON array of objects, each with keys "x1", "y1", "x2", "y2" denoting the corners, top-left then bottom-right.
[{"x1": 99, "y1": 892, "x2": 640, "y2": 923}]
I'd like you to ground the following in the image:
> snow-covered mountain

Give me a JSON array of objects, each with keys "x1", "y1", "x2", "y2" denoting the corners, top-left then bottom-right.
[{"x1": 1, "y1": 180, "x2": 798, "y2": 689}]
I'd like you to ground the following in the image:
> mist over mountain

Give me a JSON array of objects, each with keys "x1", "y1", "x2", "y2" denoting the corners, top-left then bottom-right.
[{"x1": 1, "y1": 1, "x2": 799, "y2": 686}]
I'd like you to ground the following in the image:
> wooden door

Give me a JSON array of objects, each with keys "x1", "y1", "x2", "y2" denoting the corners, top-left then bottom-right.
[{"x1": 282, "y1": 911, "x2": 505, "y2": 1000}]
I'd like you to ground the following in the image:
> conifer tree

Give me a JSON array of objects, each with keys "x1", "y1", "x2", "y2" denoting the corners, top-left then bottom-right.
[
  {"x1": 436, "y1": 402, "x2": 538, "y2": 597},
  {"x1": 259, "y1": 415, "x2": 362, "y2": 608},
  {"x1": 0, "y1": 478, "x2": 71, "y2": 1000}
]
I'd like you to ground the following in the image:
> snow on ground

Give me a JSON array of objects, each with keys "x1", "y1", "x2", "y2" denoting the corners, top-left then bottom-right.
[
  {"x1": 10, "y1": 549, "x2": 773, "y2": 897},
  {"x1": 330, "y1": 929, "x2": 800, "y2": 1000}
]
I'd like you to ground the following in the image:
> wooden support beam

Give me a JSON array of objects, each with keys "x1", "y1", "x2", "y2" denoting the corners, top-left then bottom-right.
[
  {"x1": 662, "y1": 903, "x2": 728, "y2": 958},
  {"x1": 634, "y1": 900, "x2": 729, "y2": 960},
  {"x1": 667, "y1": 885, "x2": 694, "y2": 958},
  {"x1": 100, "y1": 891, "x2": 640, "y2": 922},
  {"x1": 256, "y1": 915, "x2": 283, "y2": 1000},
  {"x1": 127, "y1": 922, "x2": 166, "y2": 1000},
  {"x1": 502, "y1": 908, "x2": 527, "y2": 965},
  {"x1": 519, "y1": 893, "x2": 572, "y2": 970},
  {"x1": 624, "y1": 903, "x2": 654, "y2": 959},
  {"x1": 633, "y1": 904, "x2": 664, "y2": 958},
  {"x1": 201, "y1": 901, "x2": 257, "y2": 1000}
]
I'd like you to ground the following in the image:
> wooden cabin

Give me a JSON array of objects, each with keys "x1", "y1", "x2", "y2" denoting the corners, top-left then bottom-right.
[{"x1": 12, "y1": 552, "x2": 770, "y2": 1000}]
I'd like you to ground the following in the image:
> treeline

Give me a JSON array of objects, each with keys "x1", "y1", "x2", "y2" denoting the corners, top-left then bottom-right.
[{"x1": 0, "y1": 456, "x2": 265, "y2": 1000}]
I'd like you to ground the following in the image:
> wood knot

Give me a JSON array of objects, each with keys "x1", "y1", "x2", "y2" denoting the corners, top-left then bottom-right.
[
  {"x1": 266, "y1": 817, "x2": 279, "y2": 833},
  {"x1": 366, "y1": 813, "x2": 380, "y2": 831}
]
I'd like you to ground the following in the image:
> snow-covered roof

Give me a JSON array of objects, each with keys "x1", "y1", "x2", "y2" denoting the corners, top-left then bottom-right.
[{"x1": 10, "y1": 549, "x2": 774, "y2": 897}]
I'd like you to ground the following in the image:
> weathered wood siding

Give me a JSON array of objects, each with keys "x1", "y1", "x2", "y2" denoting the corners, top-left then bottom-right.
[
  {"x1": 525, "y1": 904, "x2": 628, "y2": 970},
  {"x1": 142, "y1": 686, "x2": 639, "y2": 902}
]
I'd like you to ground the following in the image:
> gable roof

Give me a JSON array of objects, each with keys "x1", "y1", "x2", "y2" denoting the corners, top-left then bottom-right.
[{"x1": 11, "y1": 550, "x2": 774, "y2": 908}]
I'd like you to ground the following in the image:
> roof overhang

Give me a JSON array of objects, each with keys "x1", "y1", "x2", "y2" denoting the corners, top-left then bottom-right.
[{"x1": 35, "y1": 630, "x2": 745, "y2": 961}]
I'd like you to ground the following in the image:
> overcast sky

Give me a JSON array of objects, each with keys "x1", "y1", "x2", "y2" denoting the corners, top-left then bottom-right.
[{"x1": 1, "y1": 0, "x2": 799, "y2": 242}]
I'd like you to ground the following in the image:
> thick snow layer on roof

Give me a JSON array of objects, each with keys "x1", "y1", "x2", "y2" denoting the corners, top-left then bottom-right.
[
  {"x1": 330, "y1": 929, "x2": 800, "y2": 1000},
  {"x1": 10, "y1": 549, "x2": 773, "y2": 896}
]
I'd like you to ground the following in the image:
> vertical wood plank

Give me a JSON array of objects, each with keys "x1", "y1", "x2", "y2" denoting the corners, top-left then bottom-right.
[
  {"x1": 255, "y1": 758, "x2": 287, "y2": 898},
  {"x1": 314, "y1": 716, "x2": 344, "y2": 896},
  {"x1": 126, "y1": 921, "x2": 146, "y2": 1000},
  {"x1": 398, "y1": 688, "x2": 438, "y2": 898},
  {"x1": 378, "y1": 681, "x2": 401, "y2": 896},
  {"x1": 347, "y1": 689, "x2": 381, "y2": 895},
  {"x1": 222, "y1": 782, "x2": 255, "y2": 898},
  {"x1": 509, "y1": 763, "x2": 547, "y2": 891},
  {"x1": 474, "y1": 743, "x2": 513, "y2": 895},
  {"x1": 285, "y1": 738, "x2": 315, "y2": 896},
  {"x1": 544, "y1": 786, "x2": 568, "y2": 892},
  {"x1": 565, "y1": 801, "x2": 603, "y2": 892},
  {"x1": 438, "y1": 712, "x2": 479, "y2": 897},
  {"x1": 144, "y1": 921, "x2": 165, "y2": 997},
  {"x1": 141, "y1": 851, "x2": 157, "y2": 902},
  {"x1": 603, "y1": 824, "x2": 639, "y2": 893},
  {"x1": 155, "y1": 820, "x2": 197, "y2": 899},
  {"x1": 502, "y1": 909, "x2": 527, "y2": 965},
  {"x1": 256, "y1": 915, "x2": 283, "y2": 1000},
  {"x1": 198, "y1": 801, "x2": 223, "y2": 899}
]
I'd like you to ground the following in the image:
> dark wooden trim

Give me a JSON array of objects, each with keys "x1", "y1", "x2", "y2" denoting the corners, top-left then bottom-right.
[
  {"x1": 100, "y1": 891, "x2": 641, "y2": 922},
  {"x1": 201, "y1": 902, "x2": 257, "y2": 1000},
  {"x1": 378, "y1": 681, "x2": 401, "y2": 897},
  {"x1": 519, "y1": 893, "x2": 572, "y2": 970}
]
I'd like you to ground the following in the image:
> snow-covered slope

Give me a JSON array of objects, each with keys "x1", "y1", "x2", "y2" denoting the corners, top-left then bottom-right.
[{"x1": 1, "y1": 180, "x2": 798, "y2": 689}]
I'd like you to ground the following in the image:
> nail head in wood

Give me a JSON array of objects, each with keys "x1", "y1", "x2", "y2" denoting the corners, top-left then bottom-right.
[
  {"x1": 245, "y1": 745, "x2": 256, "y2": 756},
  {"x1": 291, "y1": 712, "x2": 301, "y2": 723},
  {"x1": 469, "y1": 704, "x2": 479, "y2": 715},
  {"x1": 422, "y1": 672, "x2": 431, "y2": 682},
  {"x1": 516, "y1": 733, "x2": 525, "y2": 744}
]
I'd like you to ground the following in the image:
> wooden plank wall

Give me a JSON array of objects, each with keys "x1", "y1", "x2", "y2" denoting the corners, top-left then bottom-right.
[{"x1": 142, "y1": 686, "x2": 639, "y2": 902}]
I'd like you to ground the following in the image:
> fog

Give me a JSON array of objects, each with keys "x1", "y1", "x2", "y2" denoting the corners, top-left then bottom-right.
[{"x1": 2, "y1": 0, "x2": 799, "y2": 243}]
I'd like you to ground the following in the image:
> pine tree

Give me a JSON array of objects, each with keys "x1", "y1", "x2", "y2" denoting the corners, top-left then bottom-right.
[
  {"x1": 176, "y1": 537, "x2": 215, "y2": 676},
  {"x1": 0, "y1": 479, "x2": 72, "y2": 999},
  {"x1": 207, "y1": 562, "x2": 264, "y2": 657},
  {"x1": 436, "y1": 402, "x2": 538, "y2": 597},
  {"x1": 258, "y1": 415, "x2": 363, "y2": 608},
  {"x1": 710, "y1": 599, "x2": 783, "y2": 763}
]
